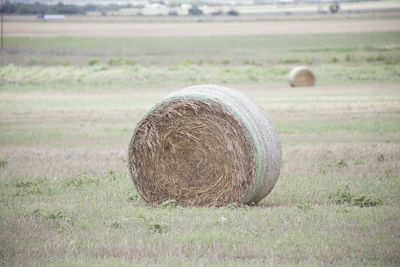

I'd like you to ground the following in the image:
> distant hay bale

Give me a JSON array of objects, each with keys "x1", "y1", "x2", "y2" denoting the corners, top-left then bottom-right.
[
  {"x1": 289, "y1": 66, "x2": 316, "y2": 87},
  {"x1": 128, "y1": 85, "x2": 281, "y2": 206}
]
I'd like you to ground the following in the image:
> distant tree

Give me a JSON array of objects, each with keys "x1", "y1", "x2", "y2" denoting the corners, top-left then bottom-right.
[
  {"x1": 83, "y1": 4, "x2": 98, "y2": 13},
  {"x1": 329, "y1": 3, "x2": 340, "y2": 14},
  {"x1": 188, "y1": 5, "x2": 203, "y2": 16},
  {"x1": 227, "y1": 10, "x2": 239, "y2": 16},
  {"x1": 51, "y1": 3, "x2": 84, "y2": 15},
  {"x1": 0, "y1": 1, "x2": 126, "y2": 15}
]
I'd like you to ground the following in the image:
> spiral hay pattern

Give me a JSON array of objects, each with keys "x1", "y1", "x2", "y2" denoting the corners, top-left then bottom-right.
[{"x1": 128, "y1": 85, "x2": 281, "y2": 206}]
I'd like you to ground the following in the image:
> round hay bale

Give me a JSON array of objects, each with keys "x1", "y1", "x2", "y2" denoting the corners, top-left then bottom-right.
[
  {"x1": 288, "y1": 66, "x2": 316, "y2": 87},
  {"x1": 128, "y1": 85, "x2": 281, "y2": 206}
]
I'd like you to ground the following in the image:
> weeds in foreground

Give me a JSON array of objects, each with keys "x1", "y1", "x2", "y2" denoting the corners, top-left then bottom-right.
[
  {"x1": 105, "y1": 219, "x2": 122, "y2": 229},
  {"x1": 353, "y1": 158, "x2": 364, "y2": 165},
  {"x1": 14, "y1": 180, "x2": 35, "y2": 188},
  {"x1": 297, "y1": 202, "x2": 312, "y2": 211},
  {"x1": 329, "y1": 184, "x2": 383, "y2": 208},
  {"x1": 128, "y1": 192, "x2": 140, "y2": 202},
  {"x1": 161, "y1": 199, "x2": 177, "y2": 209},
  {"x1": 336, "y1": 159, "x2": 348, "y2": 168},
  {"x1": 225, "y1": 202, "x2": 242, "y2": 210},
  {"x1": 105, "y1": 169, "x2": 118, "y2": 182},
  {"x1": 31, "y1": 208, "x2": 70, "y2": 232},
  {"x1": 12, "y1": 178, "x2": 45, "y2": 196},
  {"x1": 37, "y1": 209, "x2": 68, "y2": 220},
  {"x1": 384, "y1": 169, "x2": 392, "y2": 177},
  {"x1": 0, "y1": 158, "x2": 8, "y2": 168},
  {"x1": 377, "y1": 154, "x2": 385, "y2": 162},
  {"x1": 64, "y1": 174, "x2": 99, "y2": 188},
  {"x1": 139, "y1": 215, "x2": 168, "y2": 234}
]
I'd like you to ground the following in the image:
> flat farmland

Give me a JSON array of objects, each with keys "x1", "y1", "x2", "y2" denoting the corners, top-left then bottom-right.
[
  {"x1": 1, "y1": 82, "x2": 399, "y2": 266},
  {"x1": 5, "y1": 18, "x2": 400, "y2": 37},
  {"x1": 2, "y1": 32, "x2": 400, "y2": 67},
  {"x1": 0, "y1": 13, "x2": 400, "y2": 266}
]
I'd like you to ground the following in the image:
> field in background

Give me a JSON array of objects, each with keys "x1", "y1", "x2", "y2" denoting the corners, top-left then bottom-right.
[
  {"x1": 2, "y1": 13, "x2": 400, "y2": 67},
  {"x1": 1, "y1": 10, "x2": 400, "y2": 266},
  {"x1": 5, "y1": 19, "x2": 400, "y2": 37}
]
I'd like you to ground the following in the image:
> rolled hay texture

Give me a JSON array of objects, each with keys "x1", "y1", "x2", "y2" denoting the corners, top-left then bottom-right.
[
  {"x1": 128, "y1": 85, "x2": 281, "y2": 206},
  {"x1": 289, "y1": 66, "x2": 316, "y2": 87}
]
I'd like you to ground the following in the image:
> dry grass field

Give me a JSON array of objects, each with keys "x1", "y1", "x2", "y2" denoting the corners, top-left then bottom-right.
[
  {"x1": 0, "y1": 10, "x2": 400, "y2": 266},
  {"x1": 4, "y1": 18, "x2": 400, "y2": 37}
]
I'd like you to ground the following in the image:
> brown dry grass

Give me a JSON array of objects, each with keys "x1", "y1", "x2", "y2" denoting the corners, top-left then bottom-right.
[
  {"x1": 0, "y1": 83, "x2": 399, "y2": 265},
  {"x1": 5, "y1": 19, "x2": 400, "y2": 37}
]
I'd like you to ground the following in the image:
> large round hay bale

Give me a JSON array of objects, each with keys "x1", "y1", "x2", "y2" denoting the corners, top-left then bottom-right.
[
  {"x1": 128, "y1": 85, "x2": 281, "y2": 206},
  {"x1": 288, "y1": 66, "x2": 316, "y2": 87}
]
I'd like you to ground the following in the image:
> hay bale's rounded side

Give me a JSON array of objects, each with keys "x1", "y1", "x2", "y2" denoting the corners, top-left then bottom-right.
[
  {"x1": 289, "y1": 66, "x2": 316, "y2": 87},
  {"x1": 128, "y1": 85, "x2": 281, "y2": 206}
]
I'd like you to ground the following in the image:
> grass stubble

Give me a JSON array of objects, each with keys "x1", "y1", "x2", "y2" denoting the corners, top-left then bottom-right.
[
  {"x1": 0, "y1": 82, "x2": 399, "y2": 266},
  {"x1": 0, "y1": 18, "x2": 399, "y2": 265}
]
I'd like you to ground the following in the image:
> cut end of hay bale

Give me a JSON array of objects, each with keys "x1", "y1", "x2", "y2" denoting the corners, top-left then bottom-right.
[
  {"x1": 128, "y1": 85, "x2": 281, "y2": 206},
  {"x1": 289, "y1": 66, "x2": 316, "y2": 87},
  {"x1": 129, "y1": 99, "x2": 255, "y2": 206}
]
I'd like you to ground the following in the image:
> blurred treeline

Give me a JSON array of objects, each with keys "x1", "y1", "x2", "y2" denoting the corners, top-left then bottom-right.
[{"x1": 0, "y1": 1, "x2": 132, "y2": 15}]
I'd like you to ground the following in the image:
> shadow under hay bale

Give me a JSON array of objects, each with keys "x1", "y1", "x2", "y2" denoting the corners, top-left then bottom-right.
[
  {"x1": 289, "y1": 66, "x2": 316, "y2": 87},
  {"x1": 128, "y1": 85, "x2": 281, "y2": 206}
]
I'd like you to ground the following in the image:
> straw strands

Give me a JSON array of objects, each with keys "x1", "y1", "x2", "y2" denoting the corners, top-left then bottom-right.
[{"x1": 128, "y1": 85, "x2": 281, "y2": 206}]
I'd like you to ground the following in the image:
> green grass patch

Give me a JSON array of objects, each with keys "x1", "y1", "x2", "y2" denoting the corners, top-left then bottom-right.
[
  {"x1": 276, "y1": 118, "x2": 400, "y2": 135},
  {"x1": 2, "y1": 32, "x2": 400, "y2": 66},
  {"x1": 0, "y1": 158, "x2": 8, "y2": 168},
  {"x1": 1, "y1": 64, "x2": 400, "y2": 93},
  {"x1": 329, "y1": 184, "x2": 383, "y2": 208},
  {"x1": 5, "y1": 32, "x2": 400, "y2": 53}
]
